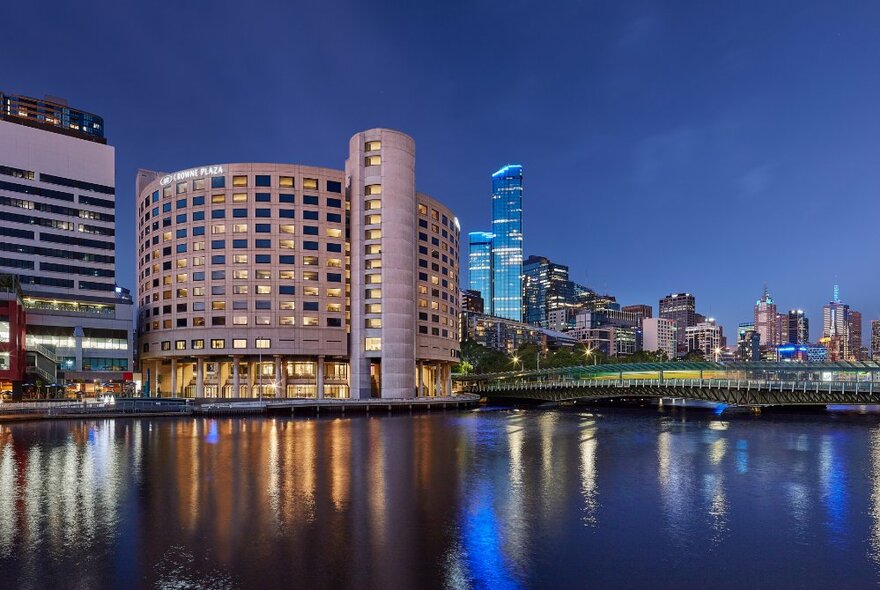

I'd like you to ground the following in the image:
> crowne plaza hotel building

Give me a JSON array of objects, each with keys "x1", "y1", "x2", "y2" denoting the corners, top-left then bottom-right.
[{"x1": 137, "y1": 129, "x2": 461, "y2": 399}]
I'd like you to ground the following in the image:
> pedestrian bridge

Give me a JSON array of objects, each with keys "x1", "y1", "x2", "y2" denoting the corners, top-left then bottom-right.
[{"x1": 455, "y1": 361, "x2": 880, "y2": 407}]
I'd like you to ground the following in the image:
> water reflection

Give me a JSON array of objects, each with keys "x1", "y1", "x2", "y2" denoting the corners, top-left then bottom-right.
[{"x1": 1, "y1": 412, "x2": 880, "y2": 588}]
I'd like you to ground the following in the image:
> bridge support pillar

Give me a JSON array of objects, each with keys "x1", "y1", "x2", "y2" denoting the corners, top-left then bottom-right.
[
  {"x1": 232, "y1": 356, "x2": 240, "y2": 399},
  {"x1": 170, "y1": 358, "x2": 177, "y2": 397}
]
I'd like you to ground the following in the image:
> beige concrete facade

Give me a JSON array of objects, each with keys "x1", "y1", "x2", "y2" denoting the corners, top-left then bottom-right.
[{"x1": 136, "y1": 128, "x2": 460, "y2": 399}]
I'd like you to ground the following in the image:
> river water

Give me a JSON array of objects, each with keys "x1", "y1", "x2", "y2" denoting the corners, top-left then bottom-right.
[{"x1": 1, "y1": 407, "x2": 879, "y2": 589}]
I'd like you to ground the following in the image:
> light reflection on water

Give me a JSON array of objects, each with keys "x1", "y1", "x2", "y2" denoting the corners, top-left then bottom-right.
[{"x1": 1, "y1": 411, "x2": 880, "y2": 588}]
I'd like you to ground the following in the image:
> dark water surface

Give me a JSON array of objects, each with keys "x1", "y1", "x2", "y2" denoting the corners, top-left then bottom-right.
[{"x1": 2, "y1": 408, "x2": 880, "y2": 589}]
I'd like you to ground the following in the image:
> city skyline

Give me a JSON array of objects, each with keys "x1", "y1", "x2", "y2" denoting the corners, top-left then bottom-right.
[{"x1": 3, "y1": 2, "x2": 880, "y2": 340}]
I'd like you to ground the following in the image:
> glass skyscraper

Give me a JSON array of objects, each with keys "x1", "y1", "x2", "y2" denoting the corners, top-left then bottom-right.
[
  {"x1": 467, "y1": 231, "x2": 494, "y2": 307},
  {"x1": 490, "y1": 164, "x2": 523, "y2": 321}
]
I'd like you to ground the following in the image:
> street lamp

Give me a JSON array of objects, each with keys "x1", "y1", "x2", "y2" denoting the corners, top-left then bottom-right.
[
  {"x1": 714, "y1": 347, "x2": 721, "y2": 363},
  {"x1": 583, "y1": 346, "x2": 597, "y2": 366},
  {"x1": 511, "y1": 355, "x2": 521, "y2": 372}
]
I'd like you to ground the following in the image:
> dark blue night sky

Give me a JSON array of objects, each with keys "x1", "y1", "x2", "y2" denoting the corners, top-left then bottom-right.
[{"x1": 3, "y1": 1, "x2": 879, "y2": 340}]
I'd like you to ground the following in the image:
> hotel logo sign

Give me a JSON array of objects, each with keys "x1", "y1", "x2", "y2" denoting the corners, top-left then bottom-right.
[{"x1": 160, "y1": 165, "x2": 224, "y2": 186}]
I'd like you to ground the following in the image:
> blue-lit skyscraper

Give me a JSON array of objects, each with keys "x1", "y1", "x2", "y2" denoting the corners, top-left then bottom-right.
[
  {"x1": 490, "y1": 164, "x2": 523, "y2": 321},
  {"x1": 467, "y1": 231, "x2": 494, "y2": 306}
]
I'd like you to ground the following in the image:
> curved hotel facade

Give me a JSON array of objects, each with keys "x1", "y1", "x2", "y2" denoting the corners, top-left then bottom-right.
[{"x1": 136, "y1": 129, "x2": 460, "y2": 399}]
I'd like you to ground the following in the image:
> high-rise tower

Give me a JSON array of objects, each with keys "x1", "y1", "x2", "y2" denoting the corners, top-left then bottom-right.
[
  {"x1": 467, "y1": 231, "x2": 493, "y2": 307},
  {"x1": 490, "y1": 164, "x2": 523, "y2": 321},
  {"x1": 754, "y1": 285, "x2": 778, "y2": 347}
]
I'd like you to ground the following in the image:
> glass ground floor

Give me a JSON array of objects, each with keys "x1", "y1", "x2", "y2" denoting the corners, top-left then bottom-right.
[{"x1": 140, "y1": 355, "x2": 455, "y2": 399}]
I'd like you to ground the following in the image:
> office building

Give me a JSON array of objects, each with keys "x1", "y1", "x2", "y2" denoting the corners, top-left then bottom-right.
[
  {"x1": 822, "y1": 285, "x2": 850, "y2": 361},
  {"x1": 490, "y1": 164, "x2": 523, "y2": 321},
  {"x1": 522, "y1": 254, "x2": 586, "y2": 328},
  {"x1": 461, "y1": 310, "x2": 545, "y2": 355},
  {"x1": 848, "y1": 310, "x2": 863, "y2": 360},
  {"x1": 754, "y1": 286, "x2": 778, "y2": 347},
  {"x1": 642, "y1": 317, "x2": 675, "y2": 359},
  {"x1": 686, "y1": 319, "x2": 724, "y2": 360},
  {"x1": 738, "y1": 327, "x2": 760, "y2": 361},
  {"x1": 783, "y1": 309, "x2": 809, "y2": 345},
  {"x1": 572, "y1": 307, "x2": 641, "y2": 357},
  {"x1": 461, "y1": 289, "x2": 484, "y2": 314},
  {"x1": 659, "y1": 293, "x2": 696, "y2": 355},
  {"x1": 137, "y1": 128, "x2": 460, "y2": 399},
  {"x1": 872, "y1": 320, "x2": 880, "y2": 360},
  {"x1": 622, "y1": 304, "x2": 652, "y2": 320},
  {"x1": 0, "y1": 91, "x2": 133, "y2": 396},
  {"x1": 467, "y1": 231, "x2": 493, "y2": 306}
]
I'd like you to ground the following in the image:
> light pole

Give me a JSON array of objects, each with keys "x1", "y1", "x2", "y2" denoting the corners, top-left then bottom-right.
[
  {"x1": 512, "y1": 355, "x2": 521, "y2": 372},
  {"x1": 714, "y1": 347, "x2": 721, "y2": 363},
  {"x1": 583, "y1": 346, "x2": 597, "y2": 366}
]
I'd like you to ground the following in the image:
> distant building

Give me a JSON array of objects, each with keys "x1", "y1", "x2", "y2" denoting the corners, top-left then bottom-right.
[
  {"x1": 783, "y1": 310, "x2": 809, "y2": 345},
  {"x1": 490, "y1": 165, "x2": 524, "y2": 321},
  {"x1": 659, "y1": 293, "x2": 696, "y2": 355},
  {"x1": 0, "y1": 276, "x2": 26, "y2": 398},
  {"x1": 849, "y1": 310, "x2": 863, "y2": 360},
  {"x1": 686, "y1": 319, "x2": 724, "y2": 360},
  {"x1": 461, "y1": 289, "x2": 484, "y2": 314},
  {"x1": 754, "y1": 286, "x2": 778, "y2": 347},
  {"x1": 822, "y1": 285, "x2": 850, "y2": 361},
  {"x1": 522, "y1": 255, "x2": 576, "y2": 328},
  {"x1": 872, "y1": 320, "x2": 880, "y2": 360},
  {"x1": 467, "y1": 231, "x2": 493, "y2": 307},
  {"x1": 461, "y1": 310, "x2": 545, "y2": 355},
  {"x1": 642, "y1": 317, "x2": 675, "y2": 359},
  {"x1": 572, "y1": 308, "x2": 641, "y2": 357},
  {"x1": 777, "y1": 344, "x2": 827, "y2": 362},
  {"x1": 738, "y1": 328, "x2": 760, "y2": 362},
  {"x1": 622, "y1": 304, "x2": 652, "y2": 320}
]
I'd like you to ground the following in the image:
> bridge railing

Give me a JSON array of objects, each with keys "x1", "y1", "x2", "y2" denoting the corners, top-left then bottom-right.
[{"x1": 469, "y1": 378, "x2": 878, "y2": 396}]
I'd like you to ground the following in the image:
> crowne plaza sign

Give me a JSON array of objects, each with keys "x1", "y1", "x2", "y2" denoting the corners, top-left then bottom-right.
[{"x1": 160, "y1": 165, "x2": 224, "y2": 186}]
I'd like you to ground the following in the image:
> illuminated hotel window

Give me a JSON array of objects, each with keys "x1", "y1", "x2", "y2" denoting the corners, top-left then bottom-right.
[
  {"x1": 233, "y1": 223, "x2": 248, "y2": 233},
  {"x1": 303, "y1": 316, "x2": 319, "y2": 327},
  {"x1": 255, "y1": 316, "x2": 271, "y2": 325},
  {"x1": 280, "y1": 224, "x2": 296, "y2": 234},
  {"x1": 365, "y1": 289, "x2": 381, "y2": 299},
  {"x1": 280, "y1": 301, "x2": 296, "y2": 310},
  {"x1": 233, "y1": 254, "x2": 248, "y2": 264},
  {"x1": 303, "y1": 178, "x2": 318, "y2": 190},
  {"x1": 303, "y1": 286, "x2": 319, "y2": 296},
  {"x1": 279, "y1": 316, "x2": 295, "y2": 325},
  {"x1": 233, "y1": 339, "x2": 246, "y2": 349},
  {"x1": 365, "y1": 303, "x2": 382, "y2": 314},
  {"x1": 366, "y1": 199, "x2": 381, "y2": 210},
  {"x1": 365, "y1": 184, "x2": 381, "y2": 196},
  {"x1": 211, "y1": 339, "x2": 225, "y2": 349},
  {"x1": 256, "y1": 285, "x2": 271, "y2": 295},
  {"x1": 326, "y1": 228, "x2": 342, "y2": 238},
  {"x1": 279, "y1": 270, "x2": 295, "y2": 280},
  {"x1": 233, "y1": 285, "x2": 248, "y2": 294},
  {"x1": 176, "y1": 288, "x2": 188, "y2": 298},
  {"x1": 279, "y1": 239, "x2": 295, "y2": 249},
  {"x1": 193, "y1": 287, "x2": 205, "y2": 297},
  {"x1": 327, "y1": 288, "x2": 342, "y2": 297},
  {"x1": 365, "y1": 229, "x2": 382, "y2": 240},
  {"x1": 366, "y1": 319, "x2": 382, "y2": 328},
  {"x1": 326, "y1": 258, "x2": 342, "y2": 268},
  {"x1": 256, "y1": 338, "x2": 270, "y2": 349},
  {"x1": 366, "y1": 274, "x2": 382, "y2": 284},
  {"x1": 176, "y1": 182, "x2": 187, "y2": 194},
  {"x1": 418, "y1": 203, "x2": 428, "y2": 215},
  {"x1": 365, "y1": 259, "x2": 381, "y2": 269},
  {"x1": 175, "y1": 340, "x2": 186, "y2": 350},
  {"x1": 365, "y1": 337, "x2": 381, "y2": 351},
  {"x1": 193, "y1": 178, "x2": 205, "y2": 191},
  {"x1": 212, "y1": 224, "x2": 225, "y2": 234},
  {"x1": 191, "y1": 339, "x2": 204, "y2": 349},
  {"x1": 193, "y1": 242, "x2": 205, "y2": 251},
  {"x1": 255, "y1": 270, "x2": 271, "y2": 280},
  {"x1": 212, "y1": 301, "x2": 226, "y2": 310},
  {"x1": 326, "y1": 303, "x2": 342, "y2": 313},
  {"x1": 233, "y1": 269, "x2": 248, "y2": 280},
  {"x1": 232, "y1": 175, "x2": 247, "y2": 187},
  {"x1": 365, "y1": 140, "x2": 381, "y2": 151},
  {"x1": 162, "y1": 341, "x2": 171, "y2": 350},
  {"x1": 211, "y1": 193, "x2": 225, "y2": 203},
  {"x1": 303, "y1": 256, "x2": 319, "y2": 265},
  {"x1": 176, "y1": 273, "x2": 188, "y2": 282},
  {"x1": 365, "y1": 155, "x2": 381, "y2": 166},
  {"x1": 365, "y1": 214, "x2": 381, "y2": 225},
  {"x1": 193, "y1": 317, "x2": 205, "y2": 327},
  {"x1": 279, "y1": 176, "x2": 294, "y2": 188},
  {"x1": 366, "y1": 244, "x2": 381, "y2": 255}
]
